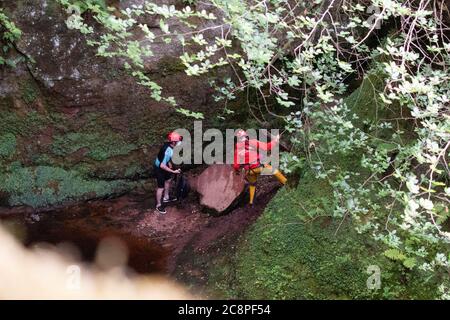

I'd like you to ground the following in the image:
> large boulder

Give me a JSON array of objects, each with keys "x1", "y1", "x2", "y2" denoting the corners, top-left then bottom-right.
[{"x1": 191, "y1": 164, "x2": 246, "y2": 214}]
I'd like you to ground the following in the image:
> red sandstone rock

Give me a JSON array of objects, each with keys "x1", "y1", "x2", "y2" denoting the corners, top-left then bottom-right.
[{"x1": 191, "y1": 164, "x2": 246, "y2": 213}]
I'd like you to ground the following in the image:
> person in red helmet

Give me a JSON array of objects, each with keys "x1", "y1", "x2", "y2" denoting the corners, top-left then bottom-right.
[
  {"x1": 233, "y1": 129, "x2": 287, "y2": 205},
  {"x1": 153, "y1": 131, "x2": 183, "y2": 214}
]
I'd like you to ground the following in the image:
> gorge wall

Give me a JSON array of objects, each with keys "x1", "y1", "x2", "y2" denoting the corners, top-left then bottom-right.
[{"x1": 0, "y1": 0, "x2": 225, "y2": 209}]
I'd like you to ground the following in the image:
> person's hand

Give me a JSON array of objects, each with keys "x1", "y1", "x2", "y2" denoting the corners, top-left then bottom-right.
[{"x1": 173, "y1": 169, "x2": 181, "y2": 174}]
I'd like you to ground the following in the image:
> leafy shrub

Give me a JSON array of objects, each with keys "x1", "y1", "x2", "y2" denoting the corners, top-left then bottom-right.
[{"x1": 0, "y1": 8, "x2": 22, "y2": 67}]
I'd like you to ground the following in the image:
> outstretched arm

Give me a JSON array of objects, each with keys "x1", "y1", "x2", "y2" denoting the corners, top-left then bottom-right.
[{"x1": 250, "y1": 134, "x2": 280, "y2": 151}]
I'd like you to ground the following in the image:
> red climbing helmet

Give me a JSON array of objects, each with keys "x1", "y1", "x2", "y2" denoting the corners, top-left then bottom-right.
[
  {"x1": 167, "y1": 131, "x2": 183, "y2": 142},
  {"x1": 235, "y1": 129, "x2": 248, "y2": 139}
]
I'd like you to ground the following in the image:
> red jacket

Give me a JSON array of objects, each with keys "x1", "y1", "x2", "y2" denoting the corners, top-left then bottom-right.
[{"x1": 233, "y1": 139, "x2": 275, "y2": 171}]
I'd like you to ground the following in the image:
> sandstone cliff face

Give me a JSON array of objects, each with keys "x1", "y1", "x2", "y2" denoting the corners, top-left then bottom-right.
[{"x1": 0, "y1": 0, "x2": 225, "y2": 209}]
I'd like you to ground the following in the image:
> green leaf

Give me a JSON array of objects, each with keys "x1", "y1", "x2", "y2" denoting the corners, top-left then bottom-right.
[
  {"x1": 377, "y1": 143, "x2": 398, "y2": 152},
  {"x1": 403, "y1": 257, "x2": 417, "y2": 269},
  {"x1": 159, "y1": 19, "x2": 169, "y2": 34},
  {"x1": 176, "y1": 108, "x2": 204, "y2": 119},
  {"x1": 383, "y1": 249, "x2": 406, "y2": 261},
  {"x1": 276, "y1": 97, "x2": 295, "y2": 108}
]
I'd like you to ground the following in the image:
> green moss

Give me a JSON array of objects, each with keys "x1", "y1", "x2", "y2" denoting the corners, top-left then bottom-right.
[
  {"x1": 157, "y1": 56, "x2": 186, "y2": 75},
  {"x1": 31, "y1": 154, "x2": 53, "y2": 166},
  {"x1": 124, "y1": 163, "x2": 146, "y2": 178},
  {"x1": 345, "y1": 68, "x2": 416, "y2": 144},
  {"x1": 0, "y1": 109, "x2": 45, "y2": 137},
  {"x1": 0, "y1": 133, "x2": 16, "y2": 157},
  {"x1": 223, "y1": 207, "x2": 438, "y2": 299},
  {"x1": 52, "y1": 131, "x2": 137, "y2": 161},
  {"x1": 129, "y1": 109, "x2": 189, "y2": 146},
  {"x1": 21, "y1": 80, "x2": 39, "y2": 104},
  {"x1": 345, "y1": 69, "x2": 386, "y2": 121},
  {"x1": 0, "y1": 162, "x2": 133, "y2": 208}
]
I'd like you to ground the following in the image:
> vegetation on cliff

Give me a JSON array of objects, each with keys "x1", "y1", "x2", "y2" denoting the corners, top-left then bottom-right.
[
  {"x1": 205, "y1": 72, "x2": 443, "y2": 299},
  {"x1": 0, "y1": 8, "x2": 22, "y2": 67},
  {"x1": 1, "y1": 0, "x2": 449, "y2": 299},
  {"x1": 56, "y1": 0, "x2": 449, "y2": 297}
]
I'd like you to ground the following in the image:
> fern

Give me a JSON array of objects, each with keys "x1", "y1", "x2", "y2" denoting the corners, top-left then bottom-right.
[{"x1": 383, "y1": 249, "x2": 406, "y2": 261}]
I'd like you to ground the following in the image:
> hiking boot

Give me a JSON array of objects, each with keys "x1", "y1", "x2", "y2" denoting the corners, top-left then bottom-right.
[
  {"x1": 162, "y1": 197, "x2": 178, "y2": 204},
  {"x1": 155, "y1": 206, "x2": 167, "y2": 214}
]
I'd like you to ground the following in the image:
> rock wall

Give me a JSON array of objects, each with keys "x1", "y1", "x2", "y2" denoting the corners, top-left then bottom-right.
[{"x1": 0, "y1": 0, "x2": 226, "y2": 209}]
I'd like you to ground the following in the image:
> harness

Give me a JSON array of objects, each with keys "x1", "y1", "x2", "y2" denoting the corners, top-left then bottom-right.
[
  {"x1": 235, "y1": 142, "x2": 264, "y2": 187},
  {"x1": 236, "y1": 141, "x2": 261, "y2": 171}
]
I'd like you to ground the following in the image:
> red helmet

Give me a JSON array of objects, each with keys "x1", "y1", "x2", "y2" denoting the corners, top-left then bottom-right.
[
  {"x1": 235, "y1": 129, "x2": 248, "y2": 138},
  {"x1": 168, "y1": 131, "x2": 183, "y2": 142}
]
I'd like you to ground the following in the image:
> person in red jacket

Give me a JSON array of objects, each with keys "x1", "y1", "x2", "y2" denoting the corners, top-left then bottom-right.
[{"x1": 233, "y1": 129, "x2": 287, "y2": 205}]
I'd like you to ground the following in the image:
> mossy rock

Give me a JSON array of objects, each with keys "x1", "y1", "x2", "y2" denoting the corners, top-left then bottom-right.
[
  {"x1": 20, "y1": 80, "x2": 39, "y2": 104},
  {"x1": 0, "y1": 133, "x2": 17, "y2": 158},
  {"x1": 223, "y1": 205, "x2": 438, "y2": 299},
  {"x1": 0, "y1": 162, "x2": 134, "y2": 208},
  {"x1": 157, "y1": 56, "x2": 187, "y2": 76},
  {"x1": 345, "y1": 68, "x2": 416, "y2": 144},
  {"x1": 51, "y1": 131, "x2": 137, "y2": 161},
  {"x1": 0, "y1": 110, "x2": 46, "y2": 137}
]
